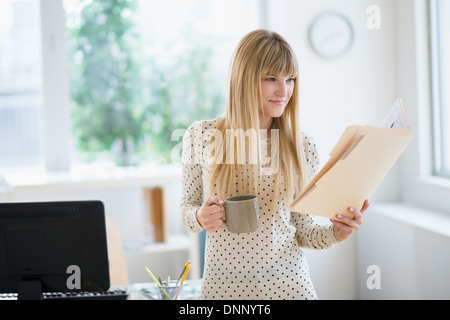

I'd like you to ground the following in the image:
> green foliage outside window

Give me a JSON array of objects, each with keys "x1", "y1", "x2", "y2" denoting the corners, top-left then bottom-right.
[{"x1": 66, "y1": 0, "x2": 223, "y2": 166}]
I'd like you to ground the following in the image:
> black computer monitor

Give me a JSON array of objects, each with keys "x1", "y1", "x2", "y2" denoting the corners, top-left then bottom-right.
[{"x1": 0, "y1": 200, "x2": 110, "y2": 300}]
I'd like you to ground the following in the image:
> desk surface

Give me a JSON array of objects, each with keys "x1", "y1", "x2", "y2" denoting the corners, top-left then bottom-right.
[{"x1": 129, "y1": 279, "x2": 202, "y2": 300}]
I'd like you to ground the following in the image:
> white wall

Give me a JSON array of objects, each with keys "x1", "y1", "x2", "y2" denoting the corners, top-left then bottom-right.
[
  {"x1": 266, "y1": 0, "x2": 399, "y2": 299},
  {"x1": 357, "y1": 204, "x2": 450, "y2": 300}
]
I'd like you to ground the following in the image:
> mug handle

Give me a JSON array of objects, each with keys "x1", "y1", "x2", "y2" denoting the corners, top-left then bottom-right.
[{"x1": 220, "y1": 206, "x2": 226, "y2": 222}]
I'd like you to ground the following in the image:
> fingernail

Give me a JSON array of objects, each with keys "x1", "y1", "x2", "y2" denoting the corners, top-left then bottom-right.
[
  {"x1": 336, "y1": 214, "x2": 341, "y2": 218},
  {"x1": 349, "y1": 207, "x2": 354, "y2": 212}
]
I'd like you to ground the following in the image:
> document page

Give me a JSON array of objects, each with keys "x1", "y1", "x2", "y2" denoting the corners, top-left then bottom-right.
[{"x1": 380, "y1": 98, "x2": 410, "y2": 129}]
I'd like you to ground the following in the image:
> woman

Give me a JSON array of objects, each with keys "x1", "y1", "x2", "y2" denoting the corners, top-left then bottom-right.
[{"x1": 180, "y1": 29, "x2": 369, "y2": 300}]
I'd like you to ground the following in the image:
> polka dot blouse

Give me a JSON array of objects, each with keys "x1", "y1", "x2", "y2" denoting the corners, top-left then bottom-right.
[{"x1": 180, "y1": 117, "x2": 341, "y2": 300}]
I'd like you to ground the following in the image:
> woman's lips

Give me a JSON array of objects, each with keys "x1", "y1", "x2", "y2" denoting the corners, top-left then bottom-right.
[{"x1": 270, "y1": 100, "x2": 287, "y2": 106}]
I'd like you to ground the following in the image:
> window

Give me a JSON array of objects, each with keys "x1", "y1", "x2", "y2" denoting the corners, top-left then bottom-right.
[
  {"x1": 63, "y1": 0, "x2": 262, "y2": 167},
  {"x1": 0, "y1": 0, "x2": 263, "y2": 175},
  {"x1": 0, "y1": 0, "x2": 44, "y2": 173},
  {"x1": 430, "y1": 0, "x2": 450, "y2": 178}
]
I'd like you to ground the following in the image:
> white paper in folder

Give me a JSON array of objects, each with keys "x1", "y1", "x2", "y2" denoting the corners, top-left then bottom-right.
[{"x1": 289, "y1": 99, "x2": 414, "y2": 218}]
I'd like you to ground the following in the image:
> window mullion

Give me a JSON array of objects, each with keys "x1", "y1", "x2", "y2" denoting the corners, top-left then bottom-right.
[{"x1": 39, "y1": 0, "x2": 72, "y2": 172}]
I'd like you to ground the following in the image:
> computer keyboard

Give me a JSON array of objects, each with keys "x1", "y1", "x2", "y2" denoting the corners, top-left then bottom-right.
[
  {"x1": 1, "y1": 287, "x2": 130, "y2": 300},
  {"x1": 43, "y1": 287, "x2": 130, "y2": 300}
]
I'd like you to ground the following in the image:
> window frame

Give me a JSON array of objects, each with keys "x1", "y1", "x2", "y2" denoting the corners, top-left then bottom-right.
[
  {"x1": 430, "y1": 0, "x2": 450, "y2": 179},
  {"x1": 40, "y1": 0, "x2": 72, "y2": 172},
  {"x1": 399, "y1": 0, "x2": 450, "y2": 215}
]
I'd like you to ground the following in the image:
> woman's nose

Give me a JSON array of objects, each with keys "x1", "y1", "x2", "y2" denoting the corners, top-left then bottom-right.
[{"x1": 275, "y1": 83, "x2": 288, "y2": 96}]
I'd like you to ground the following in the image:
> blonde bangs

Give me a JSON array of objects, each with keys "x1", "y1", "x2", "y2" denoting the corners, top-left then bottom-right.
[{"x1": 262, "y1": 42, "x2": 299, "y2": 78}]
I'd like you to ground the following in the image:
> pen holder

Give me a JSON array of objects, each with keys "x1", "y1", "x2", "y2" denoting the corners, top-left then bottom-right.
[{"x1": 158, "y1": 280, "x2": 184, "y2": 300}]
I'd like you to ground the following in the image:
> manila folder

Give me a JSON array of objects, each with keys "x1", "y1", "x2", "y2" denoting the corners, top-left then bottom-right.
[{"x1": 289, "y1": 126, "x2": 413, "y2": 219}]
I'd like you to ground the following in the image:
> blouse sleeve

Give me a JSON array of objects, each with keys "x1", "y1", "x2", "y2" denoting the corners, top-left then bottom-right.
[
  {"x1": 291, "y1": 133, "x2": 342, "y2": 249},
  {"x1": 179, "y1": 122, "x2": 205, "y2": 233}
]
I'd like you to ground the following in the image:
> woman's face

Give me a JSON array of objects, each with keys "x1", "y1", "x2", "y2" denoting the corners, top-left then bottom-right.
[{"x1": 259, "y1": 74, "x2": 295, "y2": 121}]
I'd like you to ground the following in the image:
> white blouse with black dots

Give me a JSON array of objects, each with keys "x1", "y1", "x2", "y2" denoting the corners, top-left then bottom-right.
[{"x1": 180, "y1": 117, "x2": 341, "y2": 300}]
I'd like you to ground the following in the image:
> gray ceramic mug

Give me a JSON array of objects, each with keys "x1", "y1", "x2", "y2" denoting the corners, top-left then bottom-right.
[{"x1": 221, "y1": 195, "x2": 259, "y2": 233}]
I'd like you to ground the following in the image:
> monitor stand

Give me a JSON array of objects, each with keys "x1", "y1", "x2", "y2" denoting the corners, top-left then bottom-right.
[{"x1": 18, "y1": 279, "x2": 43, "y2": 300}]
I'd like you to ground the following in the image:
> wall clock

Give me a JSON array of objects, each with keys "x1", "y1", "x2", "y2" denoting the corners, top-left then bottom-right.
[{"x1": 309, "y1": 12, "x2": 354, "y2": 59}]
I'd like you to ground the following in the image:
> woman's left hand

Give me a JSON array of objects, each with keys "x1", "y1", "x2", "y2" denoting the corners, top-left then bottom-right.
[{"x1": 331, "y1": 199, "x2": 370, "y2": 241}]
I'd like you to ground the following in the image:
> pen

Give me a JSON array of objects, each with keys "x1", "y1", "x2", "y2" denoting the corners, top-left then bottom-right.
[{"x1": 145, "y1": 267, "x2": 172, "y2": 300}]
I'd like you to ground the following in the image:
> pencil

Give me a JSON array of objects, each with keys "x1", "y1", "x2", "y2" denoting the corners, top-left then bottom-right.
[
  {"x1": 176, "y1": 261, "x2": 188, "y2": 285},
  {"x1": 145, "y1": 267, "x2": 161, "y2": 286},
  {"x1": 180, "y1": 261, "x2": 191, "y2": 285}
]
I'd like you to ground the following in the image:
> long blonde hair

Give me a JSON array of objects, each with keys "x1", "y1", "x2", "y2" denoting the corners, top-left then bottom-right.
[{"x1": 209, "y1": 29, "x2": 309, "y2": 201}]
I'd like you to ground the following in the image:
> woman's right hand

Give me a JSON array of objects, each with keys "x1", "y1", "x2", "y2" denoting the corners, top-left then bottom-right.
[{"x1": 196, "y1": 196, "x2": 225, "y2": 233}]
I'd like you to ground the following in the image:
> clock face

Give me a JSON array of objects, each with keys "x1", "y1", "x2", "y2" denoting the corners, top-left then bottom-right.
[{"x1": 309, "y1": 12, "x2": 354, "y2": 59}]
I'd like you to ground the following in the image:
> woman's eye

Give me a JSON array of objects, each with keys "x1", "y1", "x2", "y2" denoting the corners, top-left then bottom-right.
[
  {"x1": 266, "y1": 77, "x2": 276, "y2": 81},
  {"x1": 287, "y1": 78, "x2": 295, "y2": 82}
]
